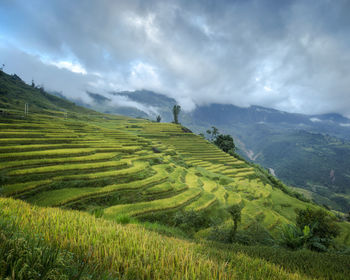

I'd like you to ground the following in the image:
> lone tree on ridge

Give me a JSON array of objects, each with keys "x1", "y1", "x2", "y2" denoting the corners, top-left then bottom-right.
[{"x1": 172, "y1": 105, "x2": 181, "y2": 124}]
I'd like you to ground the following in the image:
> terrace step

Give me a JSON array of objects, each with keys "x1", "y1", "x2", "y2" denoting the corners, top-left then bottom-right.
[
  {"x1": 0, "y1": 152, "x2": 119, "y2": 171},
  {"x1": 103, "y1": 187, "x2": 202, "y2": 218},
  {"x1": 8, "y1": 160, "x2": 129, "y2": 176},
  {"x1": 185, "y1": 192, "x2": 217, "y2": 211}
]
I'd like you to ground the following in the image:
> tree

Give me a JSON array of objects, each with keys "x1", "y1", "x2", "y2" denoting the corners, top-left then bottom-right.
[
  {"x1": 206, "y1": 126, "x2": 219, "y2": 142},
  {"x1": 156, "y1": 115, "x2": 161, "y2": 122},
  {"x1": 295, "y1": 207, "x2": 340, "y2": 251},
  {"x1": 172, "y1": 105, "x2": 181, "y2": 124},
  {"x1": 214, "y1": 134, "x2": 235, "y2": 154},
  {"x1": 227, "y1": 204, "x2": 242, "y2": 242},
  {"x1": 31, "y1": 79, "x2": 35, "y2": 88},
  {"x1": 211, "y1": 126, "x2": 219, "y2": 139}
]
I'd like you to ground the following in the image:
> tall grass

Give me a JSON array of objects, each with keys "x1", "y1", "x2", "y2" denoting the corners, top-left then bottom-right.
[
  {"x1": 202, "y1": 241, "x2": 350, "y2": 280},
  {"x1": 0, "y1": 197, "x2": 312, "y2": 280},
  {"x1": 0, "y1": 215, "x2": 112, "y2": 280}
]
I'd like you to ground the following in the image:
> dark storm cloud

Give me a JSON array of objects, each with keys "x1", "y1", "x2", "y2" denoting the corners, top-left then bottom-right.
[{"x1": 1, "y1": 0, "x2": 350, "y2": 115}]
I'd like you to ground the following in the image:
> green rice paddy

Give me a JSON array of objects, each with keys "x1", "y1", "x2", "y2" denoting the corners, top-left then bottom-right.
[{"x1": 1, "y1": 108, "x2": 350, "y2": 279}]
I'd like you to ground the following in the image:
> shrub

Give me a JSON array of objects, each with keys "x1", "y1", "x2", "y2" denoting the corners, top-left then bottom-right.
[
  {"x1": 296, "y1": 207, "x2": 340, "y2": 251},
  {"x1": 213, "y1": 134, "x2": 235, "y2": 153},
  {"x1": 115, "y1": 214, "x2": 133, "y2": 225},
  {"x1": 209, "y1": 226, "x2": 231, "y2": 243},
  {"x1": 181, "y1": 126, "x2": 192, "y2": 133},
  {"x1": 173, "y1": 210, "x2": 212, "y2": 232},
  {"x1": 209, "y1": 221, "x2": 275, "y2": 246},
  {"x1": 279, "y1": 224, "x2": 309, "y2": 250},
  {"x1": 152, "y1": 146, "x2": 161, "y2": 153},
  {"x1": 236, "y1": 222, "x2": 275, "y2": 246},
  {"x1": 280, "y1": 208, "x2": 341, "y2": 252}
]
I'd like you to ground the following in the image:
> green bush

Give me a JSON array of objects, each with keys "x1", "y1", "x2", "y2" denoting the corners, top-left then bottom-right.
[
  {"x1": 296, "y1": 207, "x2": 340, "y2": 251},
  {"x1": 279, "y1": 224, "x2": 308, "y2": 250},
  {"x1": 115, "y1": 214, "x2": 134, "y2": 224},
  {"x1": 279, "y1": 208, "x2": 341, "y2": 252},
  {"x1": 173, "y1": 210, "x2": 213, "y2": 232},
  {"x1": 209, "y1": 226, "x2": 231, "y2": 243},
  {"x1": 213, "y1": 134, "x2": 235, "y2": 153},
  {"x1": 209, "y1": 221, "x2": 275, "y2": 246},
  {"x1": 236, "y1": 222, "x2": 275, "y2": 246}
]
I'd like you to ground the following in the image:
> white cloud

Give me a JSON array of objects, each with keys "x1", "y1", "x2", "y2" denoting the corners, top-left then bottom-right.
[
  {"x1": 124, "y1": 12, "x2": 160, "y2": 43},
  {"x1": 108, "y1": 94, "x2": 160, "y2": 116},
  {"x1": 128, "y1": 61, "x2": 161, "y2": 90},
  {"x1": 310, "y1": 118, "x2": 322, "y2": 122},
  {"x1": 264, "y1": 86, "x2": 273, "y2": 92},
  {"x1": 46, "y1": 60, "x2": 87, "y2": 75}
]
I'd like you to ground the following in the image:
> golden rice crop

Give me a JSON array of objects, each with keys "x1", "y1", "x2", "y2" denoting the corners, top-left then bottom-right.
[{"x1": 0, "y1": 198, "x2": 311, "y2": 279}]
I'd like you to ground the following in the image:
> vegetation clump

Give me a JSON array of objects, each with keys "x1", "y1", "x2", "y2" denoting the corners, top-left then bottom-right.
[
  {"x1": 214, "y1": 134, "x2": 236, "y2": 154},
  {"x1": 280, "y1": 207, "x2": 341, "y2": 252},
  {"x1": 227, "y1": 204, "x2": 242, "y2": 242}
]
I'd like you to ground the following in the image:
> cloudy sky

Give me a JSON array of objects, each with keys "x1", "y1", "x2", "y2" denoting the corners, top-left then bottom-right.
[{"x1": 1, "y1": 0, "x2": 350, "y2": 115}]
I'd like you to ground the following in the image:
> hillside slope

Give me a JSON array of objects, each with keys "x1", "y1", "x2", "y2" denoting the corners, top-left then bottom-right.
[
  {"x1": 0, "y1": 102, "x2": 349, "y2": 244},
  {"x1": 0, "y1": 70, "x2": 93, "y2": 115},
  {"x1": 1, "y1": 72, "x2": 350, "y2": 279},
  {"x1": 83, "y1": 89, "x2": 350, "y2": 212},
  {"x1": 0, "y1": 71, "x2": 349, "y2": 242},
  {"x1": 3, "y1": 197, "x2": 350, "y2": 280}
]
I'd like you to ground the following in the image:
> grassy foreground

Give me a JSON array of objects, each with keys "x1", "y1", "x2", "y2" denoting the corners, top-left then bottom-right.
[{"x1": 2, "y1": 197, "x2": 350, "y2": 280}]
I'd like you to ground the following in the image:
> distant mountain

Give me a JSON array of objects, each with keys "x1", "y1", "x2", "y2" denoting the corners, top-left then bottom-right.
[
  {"x1": 192, "y1": 104, "x2": 350, "y2": 139},
  {"x1": 111, "y1": 90, "x2": 176, "y2": 108},
  {"x1": 82, "y1": 89, "x2": 350, "y2": 212}
]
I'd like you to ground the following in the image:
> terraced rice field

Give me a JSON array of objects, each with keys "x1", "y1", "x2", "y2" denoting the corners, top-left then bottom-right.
[
  {"x1": 1, "y1": 113, "x2": 349, "y2": 245},
  {"x1": 2, "y1": 72, "x2": 350, "y2": 280}
]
